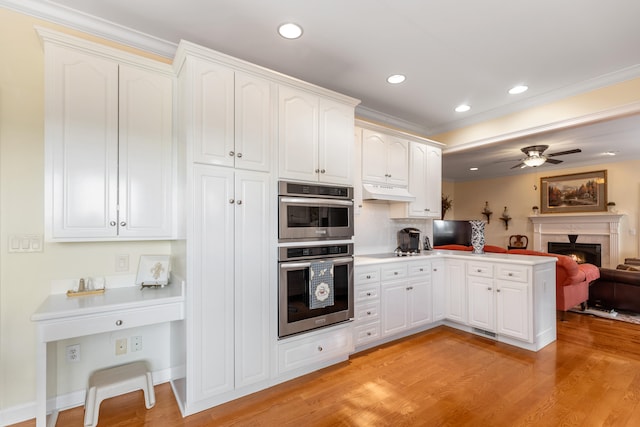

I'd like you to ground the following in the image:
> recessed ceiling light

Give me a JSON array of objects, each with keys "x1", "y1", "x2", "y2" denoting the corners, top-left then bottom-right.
[
  {"x1": 603, "y1": 151, "x2": 618, "y2": 156},
  {"x1": 387, "y1": 74, "x2": 406, "y2": 84},
  {"x1": 278, "y1": 23, "x2": 303, "y2": 39},
  {"x1": 509, "y1": 85, "x2": 529, "y2": 95},
  {"x1": 469, "y1": 167, "x2": 479, "y2": 171},
  {"x1": 455, "y1": 104, "x2": 471, "y2": 113}
]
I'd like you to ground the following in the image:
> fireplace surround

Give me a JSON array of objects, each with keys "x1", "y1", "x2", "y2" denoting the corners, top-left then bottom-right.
[{"x1": 530, "y1": 214, "x2": 623, "y2": 268}]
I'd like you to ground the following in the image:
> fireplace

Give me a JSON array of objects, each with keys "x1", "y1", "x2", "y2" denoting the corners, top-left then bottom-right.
[{"x1": 548, "y1": 235, "x2": 601, "y2": 267}]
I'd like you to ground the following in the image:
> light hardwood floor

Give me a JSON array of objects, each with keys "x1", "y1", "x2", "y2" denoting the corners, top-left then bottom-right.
[{"x1": 13, "y1": 312, "x2": 640, "y2": 426}]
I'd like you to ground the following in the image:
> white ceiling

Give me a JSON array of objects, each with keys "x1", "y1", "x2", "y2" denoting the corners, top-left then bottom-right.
[{"x1": 11, "y1": 0, "x2": 640, "y2": 180}]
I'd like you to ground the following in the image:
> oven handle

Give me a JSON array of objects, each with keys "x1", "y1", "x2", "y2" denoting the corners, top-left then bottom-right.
[
  {"x1": 279, "y1": 197, "x2": 354, "y2": 207},
  {"x1": 279, "y1": 257, "x2": 353, "y2": 270}
]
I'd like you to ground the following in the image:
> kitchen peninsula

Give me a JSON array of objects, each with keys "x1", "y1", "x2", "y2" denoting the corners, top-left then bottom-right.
[{"x1": 354, "y1": 250, "x2": 557, "y2": 353}]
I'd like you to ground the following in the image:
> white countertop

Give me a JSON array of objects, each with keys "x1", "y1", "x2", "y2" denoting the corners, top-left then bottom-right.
[
  {"x1": 31, "y1": 283, "x2": 184, "y2": 322},
  {"x1": 355, "y1": 250, "x2": 558, "y2": 266}
]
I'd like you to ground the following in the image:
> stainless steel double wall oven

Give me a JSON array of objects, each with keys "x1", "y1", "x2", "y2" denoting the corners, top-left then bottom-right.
[{"x1": 278, "y1": 181, "x2": 354, "y2": 338}]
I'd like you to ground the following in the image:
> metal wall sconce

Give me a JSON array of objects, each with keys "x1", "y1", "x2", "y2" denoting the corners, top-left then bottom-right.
[{"x1": 481, "y1": 201, "x2": 492, "y2": 223}]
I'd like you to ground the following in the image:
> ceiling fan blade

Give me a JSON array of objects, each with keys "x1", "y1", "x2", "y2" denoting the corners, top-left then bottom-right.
[
  {"x1": 547, "y1": 148, "x2": 582, "y2": 157},
  {"x1": 546, "y1": 158, "x2": 563, "y2": 164},
  {"x1": 510, "y1": 162, "x2": 525, "y2": 169}
]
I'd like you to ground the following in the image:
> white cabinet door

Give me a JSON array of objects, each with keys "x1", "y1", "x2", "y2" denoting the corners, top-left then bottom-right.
[
  {"x1": 381, "y1": 281, "x2": 409, "y2": 336},
  {"x1": 431, "y1": 260, "x2": 446, "y2": 321},
  {"x1": 278, "y1": 86, "x2": 319, "y2": 182},
  {"x1": 191, "y1": 165, "x2": 235, "y2": 400},
  {"x1": 408, "y1": 277, "x2": 432, "y2": 328},
  {"x1": 118, "y1": 64, "x2": 174, "y2": 238},
  {"x1": 467, "y1": 275, "x2": 495, "y2": 331},
  {"x1": 408, "y1": 142, "x2": 429, "y2": 217},
  {"x1": 319, "y1": 98, "x2": 353, "y2": 185},
  {"x1": 445, "y1": 259, "x2": 467, "y2": 323},
  {"x1": 46, "y1": 45, "x2": 119, "y2": 239},
  {"x1": 425, "y1": 146, "x2": 442, "y2": 218},
  {"x1": 234, "y1": 72, "x2": 272, "y2": 172},
  {"x1": 385, "y1": 136, "x2": 409, "y2": 187},
  {"x1": 361, "y1": 130, "x2": 408, "y2": 186},
  {"x1": 496, "y1": 279, "x2": 531, "y2": 342},
  {"x1": 234, "y1": 172, "x2": 271, "y2": 387},
  {"x1": 361, "y1": 129, "x2": 388, "y2": 183},
  {"x1": 191, "y1": 59, "x2": 235, "y2": 167}
]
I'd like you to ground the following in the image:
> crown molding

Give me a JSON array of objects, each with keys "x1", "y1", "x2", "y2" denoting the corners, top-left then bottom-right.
[{"x1": 0, "y1": 0, "x2": 177, "y2": 58}]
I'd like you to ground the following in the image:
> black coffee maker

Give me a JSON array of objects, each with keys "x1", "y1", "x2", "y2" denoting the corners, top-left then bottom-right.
[{"x1": 397, "y1": 228, "x2": 421, "y2": 254}]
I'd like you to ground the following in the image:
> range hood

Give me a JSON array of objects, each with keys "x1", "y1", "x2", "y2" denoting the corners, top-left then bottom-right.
[{"x1": 362, "y1": 183, "x2": 416, "y2": 202}]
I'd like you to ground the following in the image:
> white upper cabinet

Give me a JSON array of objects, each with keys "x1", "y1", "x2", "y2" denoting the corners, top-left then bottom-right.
[
  {"x1": 43, "y1": 36, "x2": 174, "y2": 241},
  {"x1": 279, "y1": 86, "x2": 354, "y2": 185},
  {"x1": 391, "y1": 142, "x2": 442, "y2": 218},
  {"x1": 188, "y1": 58, "x2": 272, "y2": 172},
  {"x1": 361, "y1": 129, "x2": 408, "y2": 187}
]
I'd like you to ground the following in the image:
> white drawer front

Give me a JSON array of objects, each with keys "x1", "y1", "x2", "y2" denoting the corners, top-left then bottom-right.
[
  {"x1": 355, "y1": 267, "x2": 380, "y2": 285},
  {"x1": 355, "y1": 301, "x2": 380, "y2": 322},
  {"x1": 354, "y1": 322, "x2": 381, "y2": 346},
  {"x1": 467, "y1": 261, "x2": 493, "y2": 278},
  {"x1": 496, "y1": 264, "x2": 529, "y2": 283},
  {"x1": 355, "y1": 284, "x2": 380, "y2": 302},
  {"x1": 278, "y1": 325, "x2": 353, "y2": 374},
  {"x1": 41, "y1": 302, "x2": 184, "y2": 342},
  {"x1": 408, "y1": 262, "x2": 430, "y2": 277},
  {"x1": 381, "y1": 264, "x2": 408, "y2": 281}
]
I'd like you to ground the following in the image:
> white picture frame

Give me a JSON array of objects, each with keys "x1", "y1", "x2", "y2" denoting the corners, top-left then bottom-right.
[{"x1": 136, "y1": 255, "x2": 170, "y2": 287}]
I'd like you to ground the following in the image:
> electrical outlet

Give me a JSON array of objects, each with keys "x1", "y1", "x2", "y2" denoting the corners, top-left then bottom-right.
[
  {"x1": 132, "y1": 335, "x2": 142, "y2": 352},
  {"x1": 66, "y1": 344, "x2": 80, "y2": 362},
  {"x1": 115, "y1": 338, "x2": 127, "y2": 355}
]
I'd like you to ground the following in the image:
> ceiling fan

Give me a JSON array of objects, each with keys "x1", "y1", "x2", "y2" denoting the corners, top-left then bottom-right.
[{"x1": 511, "y1": 145, "x2": 582, "y2": 169}]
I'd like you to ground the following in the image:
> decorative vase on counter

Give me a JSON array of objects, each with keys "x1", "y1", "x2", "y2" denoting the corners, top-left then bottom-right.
[{"x1": 469, "y1": 220, "x2": 486, "y2": 254}]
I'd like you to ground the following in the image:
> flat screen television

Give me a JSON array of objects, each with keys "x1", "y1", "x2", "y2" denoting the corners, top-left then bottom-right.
[{"x1": 433, "y1": 220, "x2": 472, "y2": 247}]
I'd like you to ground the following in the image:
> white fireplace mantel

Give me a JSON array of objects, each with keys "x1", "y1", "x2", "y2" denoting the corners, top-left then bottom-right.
[{"x1": 529, "y1": 213, "x2": 624, "y2": 268}]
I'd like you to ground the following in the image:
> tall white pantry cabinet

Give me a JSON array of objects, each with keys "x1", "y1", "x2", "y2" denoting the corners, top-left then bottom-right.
[
  {"x1": 41, "y1": 29, "x2": 174, "y2": 241},
  {"x1": 172, "y1": 42, "x2": 274, "y2": 415}
]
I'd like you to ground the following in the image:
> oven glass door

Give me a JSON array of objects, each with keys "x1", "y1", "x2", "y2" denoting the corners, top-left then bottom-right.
[
  {"x1": 279, "y1": 256, "x2": 353, "y2": 337},
  {"x1": 279, "y1": 197, "x2": 353, "y2": 241}
]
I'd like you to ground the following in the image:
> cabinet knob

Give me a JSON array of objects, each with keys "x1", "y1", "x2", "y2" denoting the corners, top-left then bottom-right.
[
  {"x1": 315, "y1": 169, "x2": 320, "y2": 173},
  {"x1": 366, "y1": 275, "x2": 371, "y2": 279},
  {"x1": 120, "y1": 221, "x2": 126, "y2": 227},
  {"x1": 317, "y1": 346, "x2": 323, "y2": 352},
  {"x1": 229, "y1": 199, "x2": 235, "y2": 204},
  {"x1": 237, "y1": 152, "x2": 243, "y2": 158},
  {"x1": 477, "y1": 269, "x2": 482, "y2": 273},
  {"x1": 115, "y1": 320, "x2": 123, "y2": 326},
  {"x1": 508, "y1": 273, "x2": 514, "y2": 276},
  {"x1": 366, "y1": 311, "x2": 372, "y2": 315},
  {"x1": 406, "y1": 286, "x2": 413, "y2": 290},
  {"x1": 433, "y1": 268, "x2": 438, "y2": 272},
  {"x1": 367, "y1": 332, "x2": 372, "y2": 336},
  {"x1": 229, "y1": 151, "x2": 235, "y2": 157},
  {"x1": 366, "y1": 292, "x2": 372, "y2": 296},
  {"x1": 236, "y1": 200, "x2": 242, "y2": 205},
  {"x1": 394, "y1": 271, "x2": 398, "y2": 275},
  {"x1": 497, "y1": 289, "x2": 501, "y2": 292},
  {"x1": 320, "y1": 169, "x2": 326, "y2": 174},
  {"x1": 110, "y1": 221, "x2": 117, "y2": 226},
  {"x1": 487, "y1": 287, "x2": 492, "y2": 291},
  {"x1": 419, "y1": 268, "x2": 424, "y2": 272}
]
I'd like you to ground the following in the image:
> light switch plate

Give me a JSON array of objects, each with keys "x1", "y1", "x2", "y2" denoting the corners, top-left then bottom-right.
[{"x1": 8, "y1": 234, "x2": 43, "y2": 253}]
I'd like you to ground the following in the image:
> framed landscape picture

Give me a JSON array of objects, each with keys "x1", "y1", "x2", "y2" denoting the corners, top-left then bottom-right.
[{"x1": 540, "y1": 170, "x2": 607, "y2": 214}]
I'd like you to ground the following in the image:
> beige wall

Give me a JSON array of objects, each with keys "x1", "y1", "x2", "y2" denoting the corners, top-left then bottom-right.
[
  {"x1": 0, "y1": 8, "x2": 171, "y2": 415},
  {"x1": 446, "y1": 161, "x2": 639, "y2": 261}
]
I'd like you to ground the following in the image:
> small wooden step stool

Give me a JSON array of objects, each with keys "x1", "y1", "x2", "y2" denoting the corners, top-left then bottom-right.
[{"x1": 84, "y1": 361, "x2": 155, "y2": 427}]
